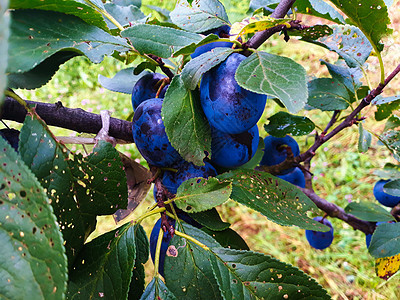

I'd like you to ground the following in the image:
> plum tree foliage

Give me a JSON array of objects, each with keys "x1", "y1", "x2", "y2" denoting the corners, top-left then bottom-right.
[{"x1": 1, "y1": 0, "x2": 400, "y2": 298}]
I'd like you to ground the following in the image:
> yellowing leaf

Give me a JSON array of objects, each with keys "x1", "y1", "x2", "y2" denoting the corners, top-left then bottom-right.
[
  {"x1": 230, "y1": 15, "x2": 291, "y2": 41},
  {"x1": 375, "y1": 253, "x2": 400, "y2": 280}
]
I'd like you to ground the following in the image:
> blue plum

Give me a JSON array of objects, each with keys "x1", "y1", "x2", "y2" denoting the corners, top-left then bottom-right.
[
  {"x1": 277, "y1": 167, "x2": 305, "y2": 188},
  {"x1": 0, "y1": 129, "x2": 20, "y2": 152},
  {"x1": 131, "y1": 73, "x2": 168, "y2": 110},
  {"x1": 161, "y1": 161, "x2": 217, "y2": 194},
  {"x1": 373, "y1": 179, "x2": 400, "y2": 207},
  {"x1": 210, "y1": 124, "x2": 259, "y2": 168},
  {"x1": 305, "y1": 217, "x2": 334, "y2": 250},
  {"x1": 132, "y1": 98, "x2": 182, "y2": 167},
  {"x1": 200, "y1": 53, "x2": 267, "y2": 134},
  {"x1": 365, "y1": 221, "x2": 387, "y2": 248},
  {"x1": 150, "y1": 218, "x2": 174, "y2": 277},
  {"x1": 260, "y1": 135, "x2": 300, "y2": 174},
  {"x1": 191, "y1": 25, "x2": 232, "y2": 59}
]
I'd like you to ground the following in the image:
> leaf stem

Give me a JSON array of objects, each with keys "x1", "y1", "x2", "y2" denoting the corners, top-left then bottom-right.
[
  {"x1": 174, "y1": 230, "x2": 210, "y2": 251},
  {"x1": 5, "y1": 90, "x2": 29, "y2": 111},
  {"x1": 153, "y1": 227, "x2": 164, "y2": 277},
  {"x1": 135, "y1": 207, "x2": 165, "y2": 225}
]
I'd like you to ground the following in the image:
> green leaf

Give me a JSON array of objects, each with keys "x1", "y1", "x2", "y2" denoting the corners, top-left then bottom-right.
[
  {"x1": 170, "y1": 0, "x2": 230, "y2": 33},
  {"x1": 385, "y1": 115, "x2": 400, "y2": 131},
  {"x1": 67, "y1": 223, "x2": 136, "y2": 299},
  {"x1": 173, "y1": 33, "x2": 220, "y2": 57},
  {"x1": 8, "y1": 9, "x2": 129, "y2": 73},
  {"x1": 19, "y1": 115, "x2": 90, "y2": 264},
  {"x1": 358, "y1": 123, "x2": 372, "y2": 153},
  {"x1": 115, "y1": 0, "x2": 142, "y2": 8},
  {"x1": 344, "y1": 201, "x2": 395, "y2": 222},
  {"x1": 20, "y1": 116, "x2": 128, "y2": 264},
  {"x1": 373, "y1": 97, "x2": 400, "y2": 121},
  {"x1": 181, "y1": 47, "x2": 234, "y2": 90},
  {"x1": 98, "y1": 67, "x2": 150, "y2": 94},
  {"x1": 264, "y1": 111, "x2": 315, "y2": 138},
  {"x1": 7, "y1": 51, "x2": 80, "y2": 90},
  {"x1": 210, "y1": 248, "x2": 330, "y2": 299},
  {"x1": 9, "y1": 0, "x2": 109, "y2": 31},
  {"x1": 0, "y1": 0, "x2": 9, "y2": 105},
  {"x1": 141, "y1": 277, "x2": 177, "y2": 300},
  {"x1": 133, "y1": 61, "x2": 157, "y2": 75},
  {"x1": 307, "y1": 25, "x2": 372, "y2": 68},
  {"x1": 320, "y1": 60, "x2": 362, "y2": 94},
  {"x1": 217, "y1": 170, "x2": 329, "y2": 232},
  {"x1": 146, "y1": 5, "x2": 171, "y2": 22},
  {"x1": 121, "y1": 24, "x2": 203, "y2": 58},
  {"x1": 104, "y1": 2, "x2": 146, "y2": 29},
  {"x1": 328, "y1": 0, "x2": 391, "y2": 52},
  {"x1": 239, "y1": 137, "x2": 265, "y2": 170},
  {"x1": 175, "y1": 177, "x2": 232, "y2": 213},
  {"x1": 291, "y1": 24, "x2": 333, "y2": 40},
  {"x1": 128, "y1": 224, "x2": 149, "y2": 299},
  {"x1": 189, "y1": 208, "x2": 231, "y2": 231},
  {"x1": 162, "y1": 75, "x2": 211, "y2": 165},
  {"x1": 202, "y1": 228, "x2": 249, "y2": 250},
  {"x1": 0, "y1": 138, "x2": 67, "y2": 300},
  {"x1": 379, "y1": 130, "x2": 400, "y2": 162},
  {"x1": 164, "y1": 223, "x2": 222, "y2": 300},
  {"x1": 307, "y1": 78, "x2": 351, "y2": 111},
  {"x1": 294, "y1": 0, "x2": 344, "y2": 23},
  {"x1": 369, "y1": 222, "x2": 400, "y2": 258},
  {"x1": 382, "y1": 179, "x2": 400, "y2": 197},
  {"x1": 235, "y1": 51, "x2": 308, "y2": 114}
]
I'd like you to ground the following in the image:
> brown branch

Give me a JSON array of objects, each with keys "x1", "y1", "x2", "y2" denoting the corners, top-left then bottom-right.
[
  {"x1": 1, "y1": 96, "x2": 134, "y2": 142},
  {"x1": 148, "y1": 54, "x2": 175, "y2": 80},
  {"x1": 243, "y1": 0, "x2": 297, "y2": 52},
  {"x1": 301, "y1": 188, "x2": 376, "y2": 234}
]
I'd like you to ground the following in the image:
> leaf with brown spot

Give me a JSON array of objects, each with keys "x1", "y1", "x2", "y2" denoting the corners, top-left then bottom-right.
[
  {"x1": 217, "y1": 170, "x2": 329, "y2": 231},
  {"x1": 375, "y1": 253, "x2": 400, "y2": 280}
]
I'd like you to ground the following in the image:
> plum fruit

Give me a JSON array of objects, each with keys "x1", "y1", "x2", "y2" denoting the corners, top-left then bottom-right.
[
  {"x1": 0, "y1": 129, "x2": 20, "y2": 152},
  {"x1": 277, "y1": 167, "x2": 305, "y2": 188},
  {"x1": 191, "y1": 25, "x2": 232, "y2": 59},
  {"x1": 260, "y1": 135, "x2": 300, "y2": 174},
  {"x1": 373, "y1": 179, "x2": 400, "y2": 207},
  {"x1": 210, "y1": 124, "x2": 259, "y2": 168},
  {"x1": 131, "y1": 73, "x2": 168, "y2": 110},
  {"x1": 132, "y1": 98, "x2": 182, "y2": 167},
  {"x1": 150, "y1": 218, "x2": 174, "y2": 277},
  {"x1": 200, "y1": 53, "x2": 267, "y2": 134},
  {"x1": 161, "y1": 161, "x2": 217, "y2": 194},
  {"x1": 305, "y1": 216, "x2": 334, "y2": 250}
]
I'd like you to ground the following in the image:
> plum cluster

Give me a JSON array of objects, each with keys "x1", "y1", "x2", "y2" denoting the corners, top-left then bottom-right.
[{"x1": 130, "y1": 25, "x2": 270, "y2": 276}]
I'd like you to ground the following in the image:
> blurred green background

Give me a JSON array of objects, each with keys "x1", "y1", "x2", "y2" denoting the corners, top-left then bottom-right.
[{"x1": 7, "y1": 0, "x2": 400, "y2": 299}]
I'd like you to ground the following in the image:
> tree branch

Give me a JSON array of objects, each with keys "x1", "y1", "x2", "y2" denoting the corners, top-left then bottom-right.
[
  {"x1": 244, "y1": 0, "x2": 297, "y2": 51},
  {"x1": 300, "y1": 188, "x2": 376, "y2": 234},
  {"x1": 1, "y1": 96, "x2": 134, "y2": 142}
]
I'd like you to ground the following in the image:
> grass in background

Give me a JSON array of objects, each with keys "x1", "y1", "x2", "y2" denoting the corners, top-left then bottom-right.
[{"x1": 6, "y1": 0, "x2": 400, "y2": 298}]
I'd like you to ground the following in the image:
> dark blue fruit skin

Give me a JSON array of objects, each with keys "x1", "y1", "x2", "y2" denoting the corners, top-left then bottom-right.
[
  {"x1": 211, "y1": 124, "x2": 259, "y2": 168},
  {"x1": 365, "y1": 222, "x2": 387, "y2": 248},
  {"x1": 373, "y1": 179, "x2": 400, "y2": 207},
  {"x1": 260, "y1": 135, "x2": 300, "y2": 174},
  {"x1": 200, "y1": 53, "x2": 267, "y2": 134},
  {"x1": 161, "y1": 161, "x2": 217, "y2": 194},
  {"x1": 150, "y1": 218, "x2": 174, "y2": 277},
  {"x1": 132, "y1": 98, "x2": 182, "y2": 167},
  {"x1": 131, "y1": 73, "x2": 168, "y2": 110},
  {"x1": 277, "y1": 167, "x2": 305, "y2": 188},
  {"x1": 191, "y1": 25, "x2": 232, "y2": 59},
  {"x1": 0, "y1": 129, "x2": 20, "y2": 152},
  {"x1": 305, "y1": 216, "x2": 334, "y2": 250}
]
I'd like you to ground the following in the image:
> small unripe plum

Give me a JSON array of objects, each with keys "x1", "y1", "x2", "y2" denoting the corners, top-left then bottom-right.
[
  {"x1": 131, "y1": 73, "x2": 168, "y2": 110},
  {"x1": 132, "y1": 98, "x2": 182, "y2": 167},
  {"x1": 150, "y1": 218, "x2": 174, "y2": 277},
  {"x1": 305, "y1": 216, "x2": 334, "y2": 250},
  {"x1": 373, "y1": 179, "x2": 400, "y2": 207},
  {"x1": 277, "y1": 167, "x2": 305, "y2": 188},
  {"x1": 0, "y1": 129, "x2": 20, "y2": 152},
  {"x1": 162, "y1": 161, "x2": 217, "y2": 194},
  {"x1": 200, "y1": 53, "x2": 267, "y2": 134},
  {"x1": 210, "y1": 124, "x2": 259, "y2": 168},
  {"x1": 260, "y1": 135, "x2": 300, "y2": 174}
]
